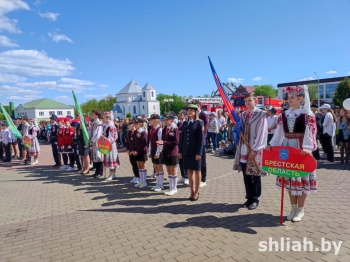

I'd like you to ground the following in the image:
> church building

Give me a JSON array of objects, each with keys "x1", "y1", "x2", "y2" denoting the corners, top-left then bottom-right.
[{"x1": 111, "y1": 80, "x2": 160, "y2": 119}]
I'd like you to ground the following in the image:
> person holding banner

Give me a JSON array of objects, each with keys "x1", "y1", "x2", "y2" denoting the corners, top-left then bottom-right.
[
  {"x1": 233, "y1": 92, "x2": 268, "y2": 210},
  {"x1": 268, "y1": 85, "x2": 317, "y2": 222},
  {"x1": 102, "y1": 112, "x2": 119, "y2": 181},
  {"x1": 26, "y1": 118, "x2": 41, "y2": 165}
]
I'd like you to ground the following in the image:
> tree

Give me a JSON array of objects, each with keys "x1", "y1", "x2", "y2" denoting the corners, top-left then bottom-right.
[
  {"x1": 253, "y1": 85, "x2": 277, "y2": 97},
  {"x1": 80, "y1": 95, "x2": 116, "y2": 115},
  {"x1": 333, "y1": 78, "x2": 350, "y2": 106},
  {"x1": 157, "y1": 93, "x2": 185, "y2": 115},
  {"x1": 126, "y1": 112, "x2": 132, "y2": 118},
  {"x1": 0, "y1": 112, "x2": 4, "y2": 121},
  {"x1": 307, "y1": 83, "x2": 319, "y2": 103},
  {"x1": 203, "y1": 94, "x2": 210, "y2": 98}
]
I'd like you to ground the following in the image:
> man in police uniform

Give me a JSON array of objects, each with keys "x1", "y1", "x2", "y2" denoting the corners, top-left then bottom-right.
[{"x1": 49, "y1": 114, "x2": 60, "y2": 167}]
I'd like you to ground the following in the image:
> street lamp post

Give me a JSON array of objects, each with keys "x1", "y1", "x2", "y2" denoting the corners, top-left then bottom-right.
[
  {"x1": 314, "y1": 72, "x2": 320, "y2": 108},
  {"x1": 164, "y1": 98, "x2": 174, "y2": 114}
]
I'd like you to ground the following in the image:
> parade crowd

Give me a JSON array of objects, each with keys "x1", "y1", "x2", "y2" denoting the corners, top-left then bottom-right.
[{"x1": 1, "y1": 85, "x2": 349, "y2": 222}]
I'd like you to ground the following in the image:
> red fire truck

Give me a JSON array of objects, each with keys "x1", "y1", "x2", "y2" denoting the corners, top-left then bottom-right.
[{"x1": 230, "y1": 95, "x2": 283, "y2": 113}]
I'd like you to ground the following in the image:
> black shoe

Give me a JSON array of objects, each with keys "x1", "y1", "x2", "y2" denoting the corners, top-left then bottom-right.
[
  {"x1": 3, "y1": 159, "x2": 11, "y2": 162},
  {"x1": 53, "y1": 164, "x2": 60, "y2": 167},
  {"x1": 191, "y1": 193, "x2": 199, "y2": 201},
  {"x1": 94, "y1": 174, "x2": 102, "y2": 179},
  {"x1": 90, "y1": 167, "x2": 96, "y2": 171},
  {"x1": 241, "y1": 200, "x2": 251, "y2": 208},
  {"x1": 81, "y1": 170, "x2": 90, "y2": 175},
  {"x1": 248, "y1": 202, "x2": 259, "y2": 210}
]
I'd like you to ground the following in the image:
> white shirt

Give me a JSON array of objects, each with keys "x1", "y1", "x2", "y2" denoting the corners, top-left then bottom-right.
[
  {"x1": 267, "y1": 115, "x2": 278, "y2": 134},
  {"x1": 322, "y1": 112, "x2": 335, "y2": 137},
  {"x1": 216, "y1": 116, "x2": 225, "y2": 129}
]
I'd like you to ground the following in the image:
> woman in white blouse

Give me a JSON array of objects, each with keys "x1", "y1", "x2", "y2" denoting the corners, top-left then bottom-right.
[{"x1": 267, "y1": 85, "x2": 317, "y2": 222}]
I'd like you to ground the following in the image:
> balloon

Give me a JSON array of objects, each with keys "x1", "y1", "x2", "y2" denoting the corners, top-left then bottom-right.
[{"x1": 343, "y1": 98, "x2": 350, "y2": 110}]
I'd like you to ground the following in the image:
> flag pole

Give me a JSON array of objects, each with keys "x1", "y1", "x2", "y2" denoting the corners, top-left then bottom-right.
[
  {"x1": 239, "y1": 132, "x2": 260, "y2": 173},
  {"x1": 280, "y1": 177, "x2": 285, "y2": 225}
]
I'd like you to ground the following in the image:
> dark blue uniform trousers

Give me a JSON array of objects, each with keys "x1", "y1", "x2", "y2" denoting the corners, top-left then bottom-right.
[
  {"x1": 240, "y1": 162, "x2": 261, "y2": 203},
  {"x1": 51, "y1": 142, "x2": 59, "y2": 165}
]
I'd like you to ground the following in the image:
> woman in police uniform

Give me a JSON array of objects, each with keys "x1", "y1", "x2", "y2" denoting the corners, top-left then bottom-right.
[{"x1": 179, "y1": 104, "x2": 204, "y2": 201}]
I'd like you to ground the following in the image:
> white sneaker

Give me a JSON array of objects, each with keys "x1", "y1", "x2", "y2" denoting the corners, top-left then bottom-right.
[
  {"x1": 130, "y1": 177, "x2": 136, "y2": 183},
  {"x1": 292, "y1": 207, "x2": 304, "y2": 222},
  {"x1": 151, "y1": 184, "x2": 160, "y2": 191},
  {"x1": 154, "y1": 185, "x2": 164, "y2": 192},
  {"x1": 106, "y1": 174, "x2": 116, "y2": 181},
  {"x1": 150, "y1": 173, "x2": 156, "y2": 178},
  {"x1": 31, "y1": 160, "x2": 39, "y2": 165},
  {"x1": 164, "y1": 189, "x2": 172, "y2": 195},
  {"x1": 200, "y1": 182, "x2": 207, "y2": 187},
  {"x1": 211, "y1": 149, "x2": 215, "y2": 154},
  {"x1": 134, "y1": 181, "x2": 141, "y2": 187},
  {"x1": 184, "y1": 179, "x2": 189, "y2": 185},
  {"x1": 66, "y1": 167, "x2": 75, "y2": 172},
  {"x1": 59, "y1": 165, "x2": 68, "y2": 170},
  {"x1": 139, "y1": 182, "x2": 148, "y2": 189},
  {"x1": 177, "y1": 177, "x2": 185, "y2": 183},
  {"x1": 89, "y1": 164, "x2": 93, "y2": 168},
  {"x1": 166, "y1": 189, "x2": 178, "y2": 196},
  {"x1": 287, "y1": 205, "x2": 297, "y2": 221},
  {"x1": 133, "y1": 178, "x2": 140, "y2": 184}
]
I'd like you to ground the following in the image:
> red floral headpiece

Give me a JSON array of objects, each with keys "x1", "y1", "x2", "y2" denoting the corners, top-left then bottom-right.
[{"x1": 285, "y1": 85, "x2": 304, "y2": 95}]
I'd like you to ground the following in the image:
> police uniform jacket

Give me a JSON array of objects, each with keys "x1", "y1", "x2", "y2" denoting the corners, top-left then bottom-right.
[
  {"x1": 49, "y1": 123, "x2": 60, "y2": 144},
  {"x1": 179, "y1": 120, "x2": 204, "y2": 156}
]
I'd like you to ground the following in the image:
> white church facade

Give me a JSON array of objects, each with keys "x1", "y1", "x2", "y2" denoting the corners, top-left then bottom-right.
[{"x1": 112, "y1": 80, "x2": 160, "y2": 119}]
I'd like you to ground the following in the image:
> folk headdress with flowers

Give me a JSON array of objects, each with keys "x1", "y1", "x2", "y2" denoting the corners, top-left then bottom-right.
[{"x1": 285, "y1": 85, "x2": 304, "y2": 96}]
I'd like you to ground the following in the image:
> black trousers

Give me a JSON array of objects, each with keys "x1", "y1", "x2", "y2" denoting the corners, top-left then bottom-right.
[
  {"x1": 72, "y1": 145, "x2": 81, "y2": 169},
  {"x1": 93, "y1": 162, "x2": 103, "y2": 175},
  {"x1": 312, "y1": 147, "x2": 320, "y2": 160},
  {"x1": 4, "y1": 144, "x2": 12, "y2": 161},
  {"x1": 201, "y1": 145, "x2": 207, "y2": 182},
  {"x1": 51, "y1": 142, "x2": 59, "y2": 165},
  {"x1": 18, "y1": 142, "x2": 23, "y2": 158},
  {"x1": 179, "y1": 157, "x2": 188, "y2": 179},
  {"x1": 240, "y1": 162, "x2": 261, "y2": 203},
  {"x1": 0, "y1": 144, "x2": 4, "y2": 159},
  {"x1": 129, "y1": 155, "x2": 139, "y2": 177},
  {"x1": 320, "y1": 133, "x2": 334, "y2": 162},
  {"x1": 267, "y1": 134, "x2": 274, "y2": 145}
]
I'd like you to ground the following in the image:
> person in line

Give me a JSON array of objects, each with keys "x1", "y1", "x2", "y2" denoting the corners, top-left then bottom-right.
[
  {"x1": 71, "y1": 120, "x2": 82, "y2": 172},
  {"x1": 126, "y1": 120, "x2": 139, "y2": 184},
  {"x1": 49, "y1": 115, "x2": 61, "y2": 167},
  {"x1": 268, "y1": 85, "x2": 317, "y2": 222},
  {"x1": 26, "y1": 118, "x2": 41, "y2": 165},
  {"x1": 179, "y1": 104, "x2": 204, "y2": 201},
  {"x1": 207, "y1": 112, "x2": 218, "y2": 153},
  {"x1": 156, "y1": 113, "x2": 179, "y2": 196},
  {"x1": 310, "y1": 104, "x2": 323, "y2": 161},
  {"x1": 132, "y1": 118, "x2": 148, "y2": 189},
  {"x1": 337, "y1": 108, "x2": 350, "y2": 164},
  {"x1": 266, "y1": 108, "x2": 278, "y2": 144},
  {"x1": 233, "y1": 92, "x2": 268, "y2": 210},
  {"x1": 77, "y1": 118, "x2": 91, "y2": 175},
  {"x1": 60, "y1": 117, "x2": 75, "y2": 172},
  {"x1": 20, "y1": 116, "x2": 29, "y2": 162},
  {"x1": 90, "y1": 109, "x2": 104, "y2": 178},
  {"x1": 148, "y1": 114, "x2": 164, "y2": 191},
  {"x1": 177, "y1": 110, "x2": 189, "y2": 185},
  {"x1": 319, "y1": 104, "x2": 336, "y2": 163},
  {"x1": 1, "y1": 122, "x2": 12, "y2": 162}
]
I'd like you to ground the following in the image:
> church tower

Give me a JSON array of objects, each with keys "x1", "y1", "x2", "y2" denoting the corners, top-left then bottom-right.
[{"x1": 142, "y1": 83, "x2": 156, "y2": 101}]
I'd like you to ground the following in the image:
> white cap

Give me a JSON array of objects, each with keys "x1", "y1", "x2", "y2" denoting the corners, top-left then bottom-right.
[{"x1": 320, "y1": 104, "x2": 331, "y2": 109}]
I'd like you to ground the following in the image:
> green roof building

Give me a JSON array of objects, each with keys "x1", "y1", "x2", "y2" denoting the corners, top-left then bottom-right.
[{"x1": 14, "y1": 98, "x2": 74, "y2": 121}]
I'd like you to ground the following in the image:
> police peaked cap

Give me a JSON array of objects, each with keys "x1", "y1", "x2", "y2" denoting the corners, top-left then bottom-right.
[{"x1": 50, "y1": 114, "x2": 58, "y2": 120}]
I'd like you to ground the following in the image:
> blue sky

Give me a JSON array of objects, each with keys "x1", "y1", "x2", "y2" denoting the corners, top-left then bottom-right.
[{"x1": 0, "y1": 0, "x2": 349, "y2": 106}]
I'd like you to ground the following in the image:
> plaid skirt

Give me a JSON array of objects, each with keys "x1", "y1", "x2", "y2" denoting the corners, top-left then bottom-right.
[{"x1": 27, "y1": 137, "x2": 41, "y2": 157}]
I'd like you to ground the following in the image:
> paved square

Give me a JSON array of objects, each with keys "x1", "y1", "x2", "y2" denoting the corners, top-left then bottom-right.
[{"x1": 0, "y1": 144, "x2": 349, "y2": 261}]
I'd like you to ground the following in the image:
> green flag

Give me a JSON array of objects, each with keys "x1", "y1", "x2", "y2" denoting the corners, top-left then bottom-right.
[
  {"x1": 72, "y1": 91, "x2": 89, "y2": 147},
  {"x1": 0, "y1": 103, "x2": 22, "y2": 139}
]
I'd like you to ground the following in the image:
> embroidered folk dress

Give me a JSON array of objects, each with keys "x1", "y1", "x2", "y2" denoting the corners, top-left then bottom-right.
[
  {"x1": 102, "y1": 121, "x2": 119, "y2": 169},
  {"x1": 90, "y1": 119, "x2": 103, "y2": 162},
  {"x1": 233, "y1": 108, "x2": 268, "y2": 176},
  {"x1": 269, "y1": 108, "x2": 318, "y2": 196},
  {"x1": 27, "y1": 125, "x2": 41, "y2": 157}
]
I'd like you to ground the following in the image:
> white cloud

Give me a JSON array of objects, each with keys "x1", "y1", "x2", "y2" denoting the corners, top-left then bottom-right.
[
  {"x1": 33, "y1": 0, "x2": 41, "y2": 6},
  {"x1": 297, "y1": 77, "x2": 314, "y2": 81},
  {"x1": 16, "y1": 81, "x2": 57, "y2": 88},
  {"x1": 48, "y1": 32, "x2": 73, "y2": 43},
  {"x1": 348, "y1": 71, "x2": 350, "y2": 74},
  {"x1": 39, "y1": 12, "x2": 60, "y2": 21},
  {"x1": 325, "y1": 70, "x2": 337, "y2": 74},
  {"x1": 39, "y1": 35, "x2": 46, "y2": 43},
  {"x1": 1, "y1": 85, "x2": 42, "y2": 103},
  {"x1": 6, "y1": 95, "x2": 42, "y2": 101},
  {"x1": 0, "y1": 49, "x2": 75, "y2": 77},
  {"x1": 0, "y1": 35, "x2": 19, "y2": 47},
  {"x1": 98, "y1": 84, "x2": 108, "y2": 88},
  {"x1": 227, "y1": 77, "x2": 244, "y2": 83},
  {"x1": 84, "y1": 94, "x2": 109, "y2": 99},
  {"x1": 0, "y1": 73, "x2": 26, "y2": 83},
  {"x1": 0, "y1": 0, "x2": 30, "y2": 34},
  {"x1": 252, "y1": 76, "x2": 262, "y2": 81},
  {"x1": 55, "y1": 95, "x2": 72, "y2": 103},
  {"x1": 60, "y1": 78, "x2": 94, "y2": 85}
]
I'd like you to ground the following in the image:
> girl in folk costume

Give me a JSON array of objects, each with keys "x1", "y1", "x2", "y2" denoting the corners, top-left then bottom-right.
[
  {"x1": 156, "y1": 113, "x2": 180, "y2": 196},
  {"x1": 90, "y1": 109, "x2": 104, "y2": 178},
  {"x1": 233, "y1": 92, "x2": 268, "y2": 210},
  {"x1": 26, "y1": 118, "x2": 41, "y2": 165},
  {"x1": 268, "y1": 85, "x2": 317, "y2": 222},
  {"x1": 132, "y1": 118, "x2": 148, "y2": 189},
  {"x1": 148, "y1": 114, "x2": 164, "y2": 192},
  {"x1": 102, "y1": 112, "x2": 119, "y2": 181},
  {"x1": 20, "y1": 116, "x2": 30, "y2": 161},
  {"x1": 60, "y1": 117, "x2": 75, "y2": 172},
  {"x1": 126, "y1": 120, "x2": 140, "y2": 184},
  {"x1": 179, "y1": 104, "x2": 204, "y2": 201}
]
